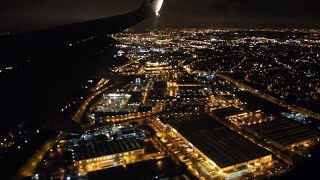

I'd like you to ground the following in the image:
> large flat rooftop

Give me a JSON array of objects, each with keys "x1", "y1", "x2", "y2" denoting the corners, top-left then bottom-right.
[
  {"x1": 249, "y1": 117, "x2": 320, "y2": 147},
  {"x1": 73, "y1": 137, "x2": 144, "y2": 161},
  {"x1": 87, "y1": 158, "x2": 189, "y2": 179},
  {"x1": 212, "y1": 107, "x2": 245, "y2": 118},
  {"x1": 163, "y1": 114, "x2": 270, "y2": 168}
]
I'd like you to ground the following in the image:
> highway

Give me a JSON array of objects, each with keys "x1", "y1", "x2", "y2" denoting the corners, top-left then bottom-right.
[
  {"x1": 216, "y1": 73, "x2": 320, "y2": 120},
  {"x1": 185, "y1": 62, "x2": 320, "y2": 120},
  {"x1": 72, "y1": 84, "x2": 114, "y2": 124},
  {"x1": 15, "y1": 80, "x2": 111, "y2": 179},
  {"x1": 15, "y1": 132, "x2": 66, "y2": 179}
]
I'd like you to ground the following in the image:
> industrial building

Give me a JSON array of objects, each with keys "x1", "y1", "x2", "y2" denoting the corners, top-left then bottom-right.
[
  {"x1": 248, "y1": 117, "x2": 320, "y2": 150},
  {"x1": 213, "y1": 107, "x2": 265, "y2": 125},
  {"x1": 73, "y1": 137, "x2": 145, "y2": 173},
  {"x1": 161, "y1": 114, "x2": 272, "y2": 179}
]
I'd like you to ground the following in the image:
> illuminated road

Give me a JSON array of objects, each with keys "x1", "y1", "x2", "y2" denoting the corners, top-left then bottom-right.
[
  {"x1": 15, "y1": 80, "x2": 113, "y2": 179},
  {"x1": 72, "y1": 84, "x2": 114, "y2": 124},
  {"x1": 185, "y1": 63, "x2": 320, "y2": 120},
  {"x1": 216, "y1": 73, "x2": 320, "y2": 120},
  {"x1": 15, "y1": 132, "x2": 66, "y2": 179}
]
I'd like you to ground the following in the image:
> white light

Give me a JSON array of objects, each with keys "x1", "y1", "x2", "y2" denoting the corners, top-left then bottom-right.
[
  {"x1": 109, "y1": 93, "x2": 121, "y2": 97},
  {"x1": 152, "y1": 0, "x2": 164, "y2": 16}
]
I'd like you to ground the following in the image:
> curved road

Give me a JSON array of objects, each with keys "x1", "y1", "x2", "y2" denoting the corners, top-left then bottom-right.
[
  {"x1": 15, "y1": 132, "x2": 66, "y2": 179},
  {"x1": 15, "y1": 80, "x2": 113, "y2": 179}
]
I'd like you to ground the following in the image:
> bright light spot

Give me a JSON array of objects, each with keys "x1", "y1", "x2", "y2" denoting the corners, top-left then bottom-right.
[{"x1": 152, "y1": 0, "x2": 164, "y2": 16}]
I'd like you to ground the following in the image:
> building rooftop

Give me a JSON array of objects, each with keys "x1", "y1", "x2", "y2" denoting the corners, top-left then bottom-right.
[
  {"x1": 164, "y1": 114, "x2": 270, "y2": 168},
  {"x1": 249, "y1": 117, "x2": 320, "y2": 147},
  {"x1": 153, "y1": 81, "x2": 167, "y2": 89},
  {"x1": 128, "y1": 92, "x2": 142, "y2": 104},
  {"x1": 73, "y1": 137, "x2": 144, "y2": 161},
  {"x1": 212, "y1": 107, "x2": 245, "y2": 118},
  {"x1": 148, "y1": 89, "x2": 167, "y2": 100}
]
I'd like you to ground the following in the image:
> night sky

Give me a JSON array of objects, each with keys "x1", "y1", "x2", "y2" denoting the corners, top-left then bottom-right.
[{"x1": 1, "y1": 0, "x2": 320, "y2": 32}]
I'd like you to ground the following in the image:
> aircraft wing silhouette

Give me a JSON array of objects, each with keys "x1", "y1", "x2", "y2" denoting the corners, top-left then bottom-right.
[{"x1": 0, "y1": 0, "x2": 160, "y2": 133}]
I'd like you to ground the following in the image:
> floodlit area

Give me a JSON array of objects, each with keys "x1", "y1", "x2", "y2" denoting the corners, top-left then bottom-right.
[{"x1": 95, "y1": 93, "x2": 134, "y2": 113}]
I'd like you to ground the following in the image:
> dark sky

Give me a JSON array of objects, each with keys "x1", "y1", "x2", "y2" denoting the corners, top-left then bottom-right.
[{"x1": 1, "y1": 0, "x2": 320, "y2": 32}]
